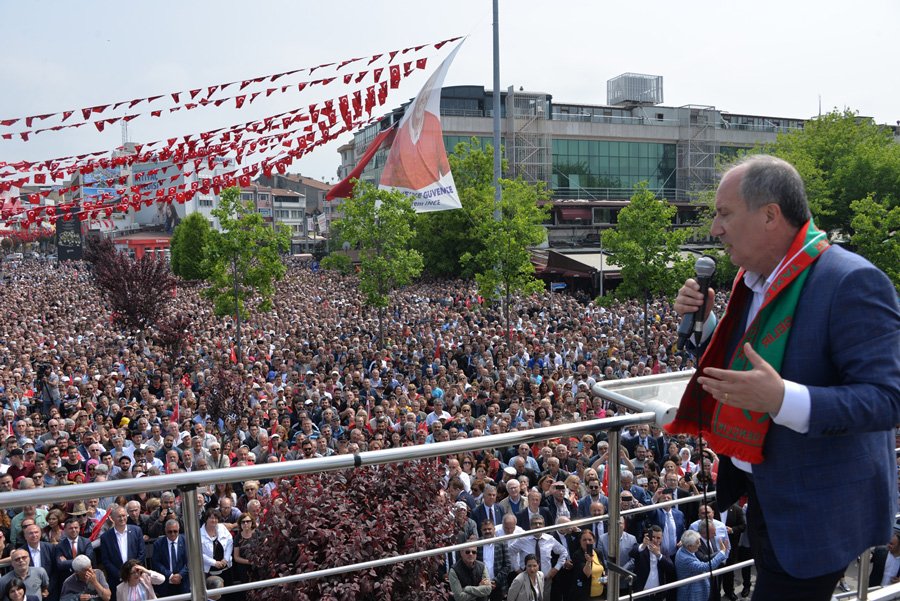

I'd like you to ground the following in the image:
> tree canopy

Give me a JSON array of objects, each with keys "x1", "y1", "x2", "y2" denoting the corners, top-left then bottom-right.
[
  {"x1": 203, "y1": 187, "x2": 290, "y2": 319},
  {"x1": 603, "y1": 182, "x2": 693, "y2": 300},
  {"x1": 170, "y1": 212, "x2": 212, "y2": 280},
  {"x1": 337, "y1": 181, "x2": 423, "y2": 345},
  {"x1": 461, "y1": 175, "x2": 550, "y2": 340},
  {"x1": 762, "y1": 109, "x2": 900, "y2": 289},
  {"x1": 413, "y1": 139, "x2": 506, "y2": 277},
  {"x1": 84, "y1": 236, "x2": 177, "y2": 331},
  {"x1": 764, "y1": 109, "x2": 900, "y2": 235}
]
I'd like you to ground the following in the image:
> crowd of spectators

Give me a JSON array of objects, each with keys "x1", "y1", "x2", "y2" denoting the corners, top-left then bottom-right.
[{"x1": 0, "y1": 257, "x2": 773, "y2": 601}]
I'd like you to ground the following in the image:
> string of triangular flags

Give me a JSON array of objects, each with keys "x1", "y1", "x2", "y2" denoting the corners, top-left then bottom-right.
[
  {"x1": 0, "y1": 36, "x2": 460, "y2": 137},
  {"x1": 2, "y1": 63, "x2": 421, "y2": 188},
  {"x1": 3, "y1": 111, "x2": 383, "y2": 228},
  {"x1": 1, "y1": 36, "x2": 464, "y2": 229},
  {"x1": 1, "y1": 57, "x2": 432, "y2": 142}
]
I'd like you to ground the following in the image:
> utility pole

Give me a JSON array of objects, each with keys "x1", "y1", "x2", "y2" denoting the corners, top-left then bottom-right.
[{"x1": 492, "y1": 0, "x2": 502, "y2": 222}]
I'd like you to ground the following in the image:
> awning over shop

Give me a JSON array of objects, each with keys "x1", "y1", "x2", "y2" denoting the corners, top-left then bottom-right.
[
  {"x1": 533, "y1": 250, "x2": 620, "y2": 278},
  {"x1": 557, "y1": 207, "x2": 593, "y2": 221}
]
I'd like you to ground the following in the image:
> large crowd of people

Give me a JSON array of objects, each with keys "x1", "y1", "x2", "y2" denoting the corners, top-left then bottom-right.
[{"x1": 0, "y1": 255, "x2": 877, "y2": 601}]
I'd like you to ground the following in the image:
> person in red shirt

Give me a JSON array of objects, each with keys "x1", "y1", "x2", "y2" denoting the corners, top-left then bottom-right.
[{"x1": 6, "y1": 449, "x2": 34, "y2": 481}]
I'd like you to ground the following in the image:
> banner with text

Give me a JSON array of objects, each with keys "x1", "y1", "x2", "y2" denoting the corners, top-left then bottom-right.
[{"x1": 379, "y1": 43, "x2": 462, "y2": 212}]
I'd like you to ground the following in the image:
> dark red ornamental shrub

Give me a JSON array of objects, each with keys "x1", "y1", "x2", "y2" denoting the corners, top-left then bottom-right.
[
  {"x1": 86, "y1": 236, "x2": 177, "y2": 330},
  {"x1": 247, "y1": 459, "x2": 456, "y2": 601}
]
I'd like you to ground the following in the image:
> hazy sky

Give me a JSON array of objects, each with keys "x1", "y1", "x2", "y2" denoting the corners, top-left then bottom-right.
[{"x1": 1, "y1": 0, "x2": 897, "y2": 184}]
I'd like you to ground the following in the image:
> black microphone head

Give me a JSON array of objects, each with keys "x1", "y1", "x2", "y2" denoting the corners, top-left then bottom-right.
[{"x1": 694, "y1": 256, "x2": 716, "y2": 278}]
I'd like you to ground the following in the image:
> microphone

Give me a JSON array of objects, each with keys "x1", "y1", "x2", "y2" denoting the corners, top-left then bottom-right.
[{"x1": 676, "y1": 256, "x2": 717, "y2": 351}]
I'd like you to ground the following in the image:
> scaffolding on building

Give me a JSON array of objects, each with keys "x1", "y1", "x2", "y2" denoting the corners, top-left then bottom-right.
[
  {"x1": 505, "y1": 86, "x2": 552, "y2": 185},
  {"x1": 676, "y1": 104, "x2": 720, "y2": 201}
]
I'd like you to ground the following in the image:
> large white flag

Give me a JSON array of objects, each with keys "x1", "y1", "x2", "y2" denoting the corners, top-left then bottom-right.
[{"x1": 379, "y1": 44, "x2": 463, "y2": 212}]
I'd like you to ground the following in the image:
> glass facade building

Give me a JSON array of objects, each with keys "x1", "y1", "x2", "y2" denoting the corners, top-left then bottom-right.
[{"x1": 551, "y1": 139, "x2": 677, "y2": 198}]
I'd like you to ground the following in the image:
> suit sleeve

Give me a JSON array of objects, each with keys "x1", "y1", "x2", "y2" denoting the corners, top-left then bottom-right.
[
  {"x1": 551, "y1": 538, "x2": 569, "y2": 570},
  {"x1": 134, "y1": 529, "x2": 145, "y2": 563},
  {"x1": 100, "y1": 535, "x2": 117, "y2": 578},
  {"x1": 506, "y1": 574, "x2": 525, "y2": 601},
  {"x1": 54, "y1": 541, "x2": 72, "y2": 574},
  {"x1": 152, "y1": 540, "x2": 170, "y2": 577},
  {"x1": 806, "y1": 264, "x2": 900, "y2": 436}
]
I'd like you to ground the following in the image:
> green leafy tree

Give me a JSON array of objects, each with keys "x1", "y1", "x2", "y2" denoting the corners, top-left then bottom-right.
[
  {"x1": 338, "y1": 181, "x2": 423, "y2": 346},
  {"x1": 461, "y1": 177, "x2": 550, "y2": 342},
  {"x1": 203, "y1": 187, "x2": 290, "y2": 361},
  {"x1": 764, "y1": 109, "x2": 900, "y2": 236},
  {"x1": 850, "y1": 195, "x2": 900, "y2": 292},
  {"x1": 319, "y1": 252, "x2": 353, "y2": 275},
  {"x1": 170, "y1": 212, "x2": 212, "y2": 280},
  {"x1": 603, "y1": 183, "x2": 693, "y2": 346},
  {"x1": 413, "y1": 139, "x2": 506, "y2": 276}
]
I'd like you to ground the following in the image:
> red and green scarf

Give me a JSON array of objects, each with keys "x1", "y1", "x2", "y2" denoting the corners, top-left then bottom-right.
[{"x1": 666, "y1": 220, "x2": 830, "y2": 463}]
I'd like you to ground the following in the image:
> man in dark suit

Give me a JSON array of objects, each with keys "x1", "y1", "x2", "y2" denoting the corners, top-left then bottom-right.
[
  {"x1": 669, "y1": 154, "x2": 900, "y2": 601},
  {"x1": 21, "y1": 523, "x2": 55, "y2": 595},
  {"x1": 576, "y1": 479, "x2": 608, "y2": 519},
  {"x1": 869, "y1": 532, "x2": 900, "y2": 589},
  {"x1": 624, "y1": 424, "x2": 661, "y2": 460},
  {"x1": 548, "y1": 517, "x2": 580, "y2": 601},
  {"x1": 646, "y1": 489, "x2": 685, "y2": 560},
  {"x1": 543, "y1": 481, "x2": 577, "y2": 526},
  {"x1": 719, "y1": 502, "x2": 747, "y2": 600},
  {"x1": 471, "y1": 485, "x2": 504, "y2": 530},
  {"x1": 516, "y1": 490, "x2": 550, "y2": 530},
  {"x1": 54, "y1": 518, "x2": 95, "y2": 594},
  {"x1": 476, "y1": 520, "x2": 511, "y2": 601},
  {"x1": 630, "y1": 526, "x2": 676, "y2": 601},
  {"x1": 99, "y1": 504, "x2": 145, "y2": 591},
  {"x1": 152, "y1": 519, "x2": 190, "y2": 597},
  {"x1": 447, "y1": 477, "x2": 477, "y2": 512}
]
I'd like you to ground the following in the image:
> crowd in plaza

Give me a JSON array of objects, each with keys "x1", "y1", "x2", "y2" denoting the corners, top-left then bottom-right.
[{"x1": 0, "y1": 257, "x2": 839, "y2": 600}]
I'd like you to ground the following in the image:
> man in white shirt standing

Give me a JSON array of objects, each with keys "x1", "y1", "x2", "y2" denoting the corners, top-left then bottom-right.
[{"x1": 508, "y1": 515, "x2": 568, "y2": 600}]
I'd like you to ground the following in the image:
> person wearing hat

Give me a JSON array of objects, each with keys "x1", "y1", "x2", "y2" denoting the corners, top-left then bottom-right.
[
  {"x1": 5, "y1": 449, "x2": 34, "y2": 482},
  {"x1": 52, "y1": 466, "x2": 69, "y2": 487},
  {"x1": 452, "y1": 501, "x2": 479, "y2": 551},
  {"x1": 544, "y1": 480, "x2": 578, "y2": 527}
]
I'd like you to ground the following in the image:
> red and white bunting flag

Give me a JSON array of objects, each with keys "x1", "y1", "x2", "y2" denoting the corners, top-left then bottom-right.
[{"x1": 326, "y1": 125, "x2": 396, "y2": 201}]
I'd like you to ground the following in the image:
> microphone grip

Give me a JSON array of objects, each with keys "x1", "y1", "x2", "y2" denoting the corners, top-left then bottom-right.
[
  {"x1": 691, "y1": 275, "x2": 713, "y2": 345},
  {"x1": 676, "y1": 312, "x2": 694, "y2": 351}
]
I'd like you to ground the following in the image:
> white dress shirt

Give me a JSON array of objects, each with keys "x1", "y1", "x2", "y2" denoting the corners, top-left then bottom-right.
[{"x1": 726, "y1": 259, "x2": 812, "y2": 474}]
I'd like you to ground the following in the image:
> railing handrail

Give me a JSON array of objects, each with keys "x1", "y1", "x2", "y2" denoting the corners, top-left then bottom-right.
[
  {"x1": 0, "y1": 413, "x2": 656, "y2": 510},
  {"x1": 154, "y1": 490, "x2": 720, "y2": 601}
]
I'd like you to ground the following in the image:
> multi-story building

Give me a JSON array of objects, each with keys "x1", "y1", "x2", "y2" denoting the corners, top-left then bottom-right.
[
  {"x1": 333, "y1": 74, "x2": 856, "y2": 291},
  {"x1": 255, "y1": 173, "x2": 330, "y2": 249},
  {"x1": 336, "y1": 74, "x2": 813, "y2": 246}
]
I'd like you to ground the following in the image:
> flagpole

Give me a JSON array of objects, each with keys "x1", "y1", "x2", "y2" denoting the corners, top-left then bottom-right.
[{"x1": 492, "y1": 0, "x2": 502, "y2": 222}]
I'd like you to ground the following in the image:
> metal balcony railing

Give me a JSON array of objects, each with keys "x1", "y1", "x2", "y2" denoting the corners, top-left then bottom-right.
[{"x1": 0, "y1": 371, "x2": 895, "y2": 600}]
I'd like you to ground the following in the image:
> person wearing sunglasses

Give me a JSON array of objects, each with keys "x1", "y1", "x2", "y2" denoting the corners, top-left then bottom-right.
[{"x1": 449, "y1": 546, "x2": 492, "y2": 601}]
